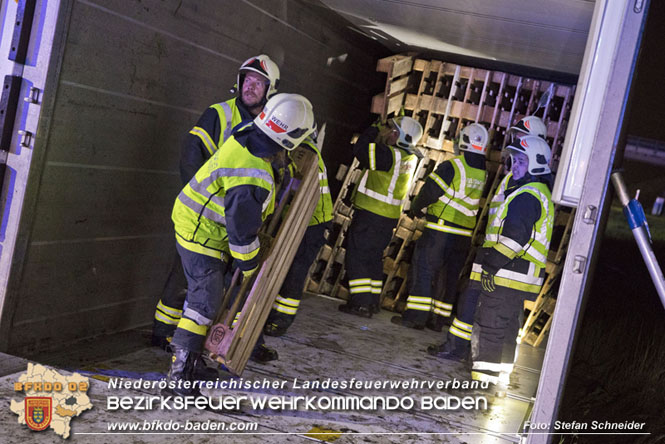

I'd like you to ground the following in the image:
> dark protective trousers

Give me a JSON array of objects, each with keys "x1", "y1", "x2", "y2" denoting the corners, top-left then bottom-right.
[
  {"x1": 472, "y1": 285, "x2": 528, "y2": 372},
  {"x1": 402, "y1": 228, "x2": 470, "y2": 327},
  {"x1": 152, "y1": 250, "x2": 188, "y2": 338},
  {"x1": 266, "y1": 222, "x2": 329, "y2": 329},
  {"x1": 171, "y1": 243, "x2": 228, "y2": 352},
  {"x1": 441, "y1": 280, "x2": 482, "y2": 358},
  {"x1": 345, "y1": 209, "x2": 397, "y2": 307}
]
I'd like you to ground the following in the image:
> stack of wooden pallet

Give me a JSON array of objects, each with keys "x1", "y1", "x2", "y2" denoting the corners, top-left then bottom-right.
[{"x1": 306, "y1": 55, "x2": 577, "y2": 345}]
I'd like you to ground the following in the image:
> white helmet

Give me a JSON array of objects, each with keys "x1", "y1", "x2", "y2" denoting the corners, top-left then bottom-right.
[
  {"x1": 509, "y1": 115, "x2": 547, "y2": 139},
  {"x1": 392, "y1": 116, "x2": 423, "y2": 150},
  {"x1": 506, "y1": 135, "x2": 552, "y2": 175},
  {"x1": 254, "y1": 93, "x2": 316, "y2": 151},
  {"x1": 237, "y1": 55, "x2": 280, "y2": 101},
  {"x1": 458, "y1": 123, "x2": 489, "y2": 154}
]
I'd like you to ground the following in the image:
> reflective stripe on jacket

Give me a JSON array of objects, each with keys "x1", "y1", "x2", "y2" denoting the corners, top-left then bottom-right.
[
  {"x1": 300, "y1": 138, "x2": 333, "y2": 225},
  {"x1": 189, "y1": 98, "x2": 243, "y2": 155},
  {"x1": 172, "y1": 134, "x2": 275, "y2": 262},
  {"x1": 426, "y1": 155, "x2": 487, "y2": 231},
  {"x1": 471, "y1": 181, "x2": 554, "y2": 293},
  {"x1": 353, "y1": 144, "x2": 417, "y2": 219}
]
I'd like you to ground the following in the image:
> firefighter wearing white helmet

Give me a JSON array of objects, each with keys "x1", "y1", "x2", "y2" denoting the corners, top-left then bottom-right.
[
  {"x1": 339, "y1": 116, "x2": 422, "y2": 318},
  {"x1": 236, "y1": 55, "x2": 280, "y2": 103},
  {"x1": 152, "y1": 54, "x2": 281, "y2": 352},
  {"x1": 429, "y1": 135, "x2": 554, "y2": 388},
  {"x1": 393, "y1": 116, "x2": 425, "y2": 152},
  {"x1": 487, "y1": 113, "x2": 548, "y2": 258},
  {"x1": 509, "y1": 115, "x2": 548, "y2": 140},
  {"x1": 392, "y1": 123, "x2": 488, "y2": 332},
  {"x1": 165, "y1": 94, "x2": 315, "y2": 393},
  {"x1": 254, "y1": 93, "x2": 315, "y2": 150}
]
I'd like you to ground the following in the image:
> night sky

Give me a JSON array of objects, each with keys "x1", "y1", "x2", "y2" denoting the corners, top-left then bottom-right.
[{"x1": 626, "y1": 0, "x2": 665, "y2": 142}]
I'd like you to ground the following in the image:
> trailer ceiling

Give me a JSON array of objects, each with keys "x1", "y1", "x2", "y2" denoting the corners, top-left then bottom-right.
[{"x1": 319, "y1": 0, "x2": 594, "y2": 75}]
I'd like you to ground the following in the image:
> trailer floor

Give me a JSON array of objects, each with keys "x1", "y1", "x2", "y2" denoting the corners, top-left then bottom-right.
[{"x1": 1, "y1": 294, "x2": 545, "y2": 443}]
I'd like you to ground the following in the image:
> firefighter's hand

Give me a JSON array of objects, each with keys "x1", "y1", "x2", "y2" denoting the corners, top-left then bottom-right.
[{"x1": 481, "y1": 270, "x2": 496, "y2": 293}]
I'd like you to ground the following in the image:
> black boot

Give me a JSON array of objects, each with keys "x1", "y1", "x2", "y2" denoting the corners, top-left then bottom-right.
[
  {"x1": 338, "y1": 303, "x2": 372, "y2": 318},
  {"x1": 151, "y1": 321, "x2": 175, "y2": 352},
  {"x1": 264, "y1": 322, "x2": 289, "y2": 337},
  {"x1": 425, "y1": 318, "x2": 444, "y2": 333},
  {"x1": 427, "y1": 342, "x2": 468, "y2": 363},
  {"x1": 391, "y1": 315, "x2": 425, "y2": 330},
  {"x1": 250, "y1": 344, "x2": 279, "y2": 364},
  {"x1": 163, "y1": 347, "x2": 201, "y2": 396},
  {"x1": 192, "y1": 355, "x2": 230, "y2": 381}
]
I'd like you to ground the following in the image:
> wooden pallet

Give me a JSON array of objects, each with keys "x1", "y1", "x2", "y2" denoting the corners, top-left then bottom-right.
[
  {"x1": 204, "y1": 147, "x2": 320, "y2": 375},
  {"x1": 380, "y1": 215, "x2": 425, "y2": 310},
  {"x1": 304, "y1": 158, "x2": 361, "y2": 299},
  {"x1": 520, "y1": 208, "x2": 576, "y2": 346},
  {"x1": 306, "y1": 54, "x2": 578, "y2": 329}
]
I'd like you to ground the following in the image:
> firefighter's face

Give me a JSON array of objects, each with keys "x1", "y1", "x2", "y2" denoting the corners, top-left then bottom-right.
[
  {"x1": 511, "y1": 151, "x2": 529, "y2": 180},
  {"x1": 241, "y1": 72, "x2": 269, "y2": 109},
  {"x1": 384, "y1": 120, "x2": 400, "y2": 146}
]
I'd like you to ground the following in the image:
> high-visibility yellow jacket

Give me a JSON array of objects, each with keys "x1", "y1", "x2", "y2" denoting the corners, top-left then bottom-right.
[
  {"x1": 180, "y1": 97, "x2": 251, "y2": 184},
  {"x1": 425, "y1": 155, "x2": 487, "y2": 236},
  {"x1": 172, "y1": 130, "x2": 275, "y2": 270},
  {"x1": 471, "y1": 180, "x2": 554, "y2": 294},
  {"x1": 351, "y1": 126, "x2": 418, "y2": 219},
  {"x1": 299, "y1": 138, "x2": 333, "y2": 225}
]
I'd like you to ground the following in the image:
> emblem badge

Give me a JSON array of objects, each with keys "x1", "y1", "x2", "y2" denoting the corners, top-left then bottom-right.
[{"x1": 25, "y1": 397, "x2": 52, "y2": 431}]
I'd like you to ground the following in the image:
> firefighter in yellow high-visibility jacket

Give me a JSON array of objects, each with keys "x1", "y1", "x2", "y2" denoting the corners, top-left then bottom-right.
[
  {"x1": 338, "y1": 117, "x2": 423, "y2": 318},
  {"x1": 152, "y1": 55, "x2": 280, "y2": 349},
  {"x1": 430, "y1": 135, "x2": 554, "y2": 388},
  {"x1": 166, "y1": 94, "x2": 316, "y2": 395}
]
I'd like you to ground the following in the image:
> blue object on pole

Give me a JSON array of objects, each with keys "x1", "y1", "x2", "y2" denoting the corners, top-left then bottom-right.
[{"x1": 624, "y1": 199, "x2": 652, "y2": 242}]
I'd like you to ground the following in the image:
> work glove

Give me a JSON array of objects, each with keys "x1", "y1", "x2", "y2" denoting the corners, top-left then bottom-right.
[
  {"x1": 481, "y1": 270, "x2": 496, "y2": 293},
  {"x1": 407, "y1": 205, "x2": 424, "y2": 220}
]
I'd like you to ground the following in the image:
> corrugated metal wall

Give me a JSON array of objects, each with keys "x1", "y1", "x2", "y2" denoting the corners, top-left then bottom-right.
[{"x1": 5, "y1": 0, "x2": 385, "y2": 352}]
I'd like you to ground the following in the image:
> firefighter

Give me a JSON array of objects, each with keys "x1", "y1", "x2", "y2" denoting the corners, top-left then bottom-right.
[
  {"x1": 429, "y1": 115, "x2": 549, "y2": 362},
  {"x1": 338, "y1": 117, "x2": 423, "y2": 318},
  {"x1": 166, "y1": 94, "x2": 315, "y2": 395},
  {"x1": 430, "y1": 136, "x2": 554, "y2": 388},
  {"x1": 502, "y1": 115, "x2": 547, "y2": 171},
  {"x1": 391, "y1": 123, "x2": 489, "y2": 331},
  {"x1": 152, "y1": 55, "x2": 280, "y2": 349},
  {"x1": 428, "y1": 115, "x2": 549, "y2": 363},
  {"x1": 263, "y1": 136, "x2": 333, "y2": 337}
]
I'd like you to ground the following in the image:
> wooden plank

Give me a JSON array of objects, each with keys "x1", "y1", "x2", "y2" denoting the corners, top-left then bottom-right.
[
  {"x1": 413, "y1": 59, "x2": 429, "y2": 72},
  {"x1": 205, "y1": 148, "x2": 319, "y2": 375},
  {"x1": 371, "y1": 92, "x2": 387, "y2": 115},
  {"x1": 372, "y1": 91, "x2": 406, "y2": 117},
  {"x1": 476, "y1": 70, "x2": 491, "y2": 123},
  {"x1": 387, "y1": 92, "x2": 406, "y2": 117},
  {"x1": 376, "y1": 55, "x2": 413, "y2": 79},
  {"x1": 387, "y1": 76, "x2": 409, "y2": 96}
]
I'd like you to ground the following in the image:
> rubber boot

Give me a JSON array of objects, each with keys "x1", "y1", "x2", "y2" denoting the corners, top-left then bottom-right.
[
  {"x1": 192, "y1": 356, "x2": 225, "y2": 381},
  {"x1": 250, "y1": 343, "x2": 279, "y2": 364},
  {"x1": 391, "y1": 315, "x2": 425, "y2": 330},
  {"x1": 163, "y1": 347, "x2": 201, "y2": 397}
]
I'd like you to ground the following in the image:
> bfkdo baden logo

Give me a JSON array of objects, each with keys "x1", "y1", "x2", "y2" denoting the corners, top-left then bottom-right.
[
  {"x1": 25, "y1": 397, "x2": 53, "y2": 431},
  {"x1": 11, "y1": 363, "x2": 93, "y2": 439}
]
